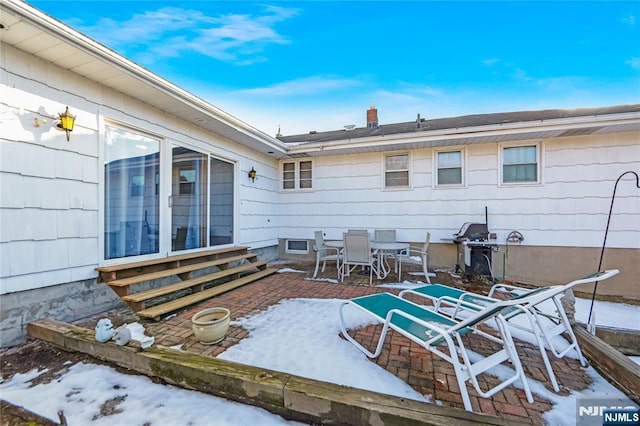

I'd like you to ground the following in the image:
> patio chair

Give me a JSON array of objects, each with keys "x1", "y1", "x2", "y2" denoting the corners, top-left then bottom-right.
[
  {"x1": 347, "y1": 229, "x2": 369, "y2": 235},
  {"x1": 312, "y1": 231, "x2": 342, "y2": 279},
  {"x1": 374, "y1": 229, "x2": 398, "y2": 274},
  {"x1": 397, "y1": 232, "x2": 431, "y2": 283},
  {"x1": 398, "y1": 269, "x2": 620, "y2": 392},
  {"x1": 340, "y1": 232, "x2": 379, "y2": 286},
  {"x1": 339, "y1": 291, "x2": 546, "y2": 412}
]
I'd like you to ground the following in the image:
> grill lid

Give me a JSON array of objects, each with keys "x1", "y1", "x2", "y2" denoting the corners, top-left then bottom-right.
[{"x1": 453, "y1": 222, "x2": 489, "y2": 241}]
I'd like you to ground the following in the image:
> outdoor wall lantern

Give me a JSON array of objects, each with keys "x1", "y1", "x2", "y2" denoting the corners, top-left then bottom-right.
[
  {"x1": 57, "y1": 106, "x2": 76, "y2": 141},
  {"x1": 248, "y1": 167, "x2": 257, "y2": 182}
]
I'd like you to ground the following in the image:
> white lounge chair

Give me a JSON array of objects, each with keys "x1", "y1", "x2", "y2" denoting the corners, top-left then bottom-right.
[
  {"x1": 339, "y1": 290, "x2": 554, "y2": 412},
  {"x1": 398, "y1": 269, "x2": 620, "y2": 392}
]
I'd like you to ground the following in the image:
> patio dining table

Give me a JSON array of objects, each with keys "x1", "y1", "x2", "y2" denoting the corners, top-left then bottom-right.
[{"x1": 325, "y1": 240, "x2": 409, "y2": 280}]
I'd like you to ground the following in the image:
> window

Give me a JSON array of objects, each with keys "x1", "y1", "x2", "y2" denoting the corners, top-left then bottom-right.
[
  {"x1": 285, "y1": 239, "x2": 309, "y2": 254},
  {"x1": 384, "y1": 153, "x2": 409, "y2": 188},
  {"x1": 104, "y1": 125, "x2": 160, "y2": 259},
  {"x1": 129, "y1": 175, "x2": 145, "y2": 197},
  {"x1": 178, "y1": 168, "x2": 196, "y2": 195},
  {"x1": 502, "y1": 145, "x2": 539, "y2": 183},
  {"x1": 172, "y1": 147, "x2": 235, "y2": 251},
  {"x1": 299, "y1": 160, "x2": 312, "y2": 189},
  {"x1": 282, "y1": 160, "x2": 313, "y2": 190},
  {"x1": 436, "y1": 150, "x2": 463, "y2": 185}
]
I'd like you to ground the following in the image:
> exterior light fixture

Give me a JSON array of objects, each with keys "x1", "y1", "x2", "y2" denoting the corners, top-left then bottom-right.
[
  {"x1": 248, "y1": 167, "x2": 257, "y2": 182},
  {"x1": 57, "y1": 106, "x2": 76, "y2": 141}
]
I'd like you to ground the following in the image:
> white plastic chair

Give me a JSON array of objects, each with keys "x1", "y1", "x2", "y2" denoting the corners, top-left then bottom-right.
[
  {"x1": 398, "y1": 232, "x2": 430, "y2": 282},
  {"x1": 374, "y1": 229, "x2": 398, "y2": 274},
  {"x1": 347, "y1": 229, "x2": 368, "y2": 235},
  {"x1": 340, "y1": 232, "x2": 378, "y2": 286},
  {"x1": 312, "y1": 231, "x2": 341, "y2": 279}
]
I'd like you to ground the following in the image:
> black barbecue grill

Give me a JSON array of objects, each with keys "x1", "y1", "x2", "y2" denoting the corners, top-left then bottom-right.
[{"x1": 453, "y1": 222, "x2": 498, "y2": 278}]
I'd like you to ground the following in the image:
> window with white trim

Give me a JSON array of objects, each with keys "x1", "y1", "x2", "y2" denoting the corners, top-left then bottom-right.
[
  {"x1": 384, "y1": 153, "x2": 409, "y2": 188},
  {"x1": 502, "y1": 144, "x2": 539, "y2": 183},
  {"x1": 436, "y1": 150, "x2": 463, "y2": 186},
  {"x1": 285, "y1": 239, "x2": 309, "y2": 254},
  {"x1": 282, "y1": 160, "x2": 313, "y2": 190}
]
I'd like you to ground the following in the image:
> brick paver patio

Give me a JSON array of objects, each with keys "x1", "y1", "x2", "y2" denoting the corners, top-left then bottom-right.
[{"x1": 81, "y1": 261, "x2": 594, "y2": 425}]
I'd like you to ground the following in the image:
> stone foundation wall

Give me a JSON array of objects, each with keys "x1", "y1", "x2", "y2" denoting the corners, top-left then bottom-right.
[{"x1": 0, "y1": 278, "x2": 124, "y2": 347}]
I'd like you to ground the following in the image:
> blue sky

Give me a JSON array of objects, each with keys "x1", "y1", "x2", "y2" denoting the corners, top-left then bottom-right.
[{"x1": 31, "y1": 1, "x2": 640, "y2": 136}]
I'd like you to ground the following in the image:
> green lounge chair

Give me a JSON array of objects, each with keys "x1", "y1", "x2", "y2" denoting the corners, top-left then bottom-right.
[
  {"x1": 338, "y1": 291, "x2": 552, "y2": 412},
  {"x1": 398, "y1": 269, "x2": 620, "y2": 392}
]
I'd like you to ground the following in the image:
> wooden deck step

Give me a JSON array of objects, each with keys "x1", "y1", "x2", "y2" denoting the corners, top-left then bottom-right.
[
  {"x1": 136, "y1": 268, "x2": 278, "y2": 320},
  {"x1": 122, "y1": 262, "x2": 267, "y2": 309},
  {"x1": 108, "y1": 253, "x2": 258, "y2": 288},
  {"x1": 96, "y1": 246, "x2": 249, "y2": 282}
]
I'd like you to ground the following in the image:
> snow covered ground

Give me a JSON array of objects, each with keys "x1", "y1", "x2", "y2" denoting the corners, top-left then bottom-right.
[{"x1": 1, "y1": 273, "x2": 638, "y2": 425}]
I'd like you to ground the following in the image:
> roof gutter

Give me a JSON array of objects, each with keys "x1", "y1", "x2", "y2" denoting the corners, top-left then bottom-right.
[{"x1": 2, "y1": 0, "x2": 289, "y2": 155}]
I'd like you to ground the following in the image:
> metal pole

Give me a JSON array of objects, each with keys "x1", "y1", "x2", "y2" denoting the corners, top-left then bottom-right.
[{"x1": 587, "y1": 171, "x2": 639, "y2": 332}]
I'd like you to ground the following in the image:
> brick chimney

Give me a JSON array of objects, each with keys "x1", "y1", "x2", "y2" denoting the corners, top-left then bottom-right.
[{"x1": 366, "y1": 106, "x2": 378, "y2": 128}]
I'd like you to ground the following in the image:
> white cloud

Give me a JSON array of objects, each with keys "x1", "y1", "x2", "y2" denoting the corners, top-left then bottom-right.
[
  {"x1": 78, "y1": 8, "x2": 209, "y2": 47},
  {"x1": 237, "y1": 76, "x2": 364, "y2": 96},
  {"x1": 622, "y1": 15, "x2": 636, "y2": 25},
  {"x1": 482, "y1": 58, "x2": 500, "y2": 67},
  {"x1": 75, "y1": 6, "x2": 299, "y2": 65},
  {"x1": 625, "y1": 56, "x2": 640, "y2": 70}
]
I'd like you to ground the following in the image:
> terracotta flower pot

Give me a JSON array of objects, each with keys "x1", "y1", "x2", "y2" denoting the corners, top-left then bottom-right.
[{"x1": 191, "y1": 307, "x2": 231, "y2": 345}]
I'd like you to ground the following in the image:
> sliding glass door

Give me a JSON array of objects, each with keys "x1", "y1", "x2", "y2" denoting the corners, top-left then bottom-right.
[
  {"x1": 103, "y1": 125, "x2": 236, "y2": 261},
  {"x1": 209, "y1": 157, "x2": 234, "y2": 245},
  {"x1": 171, "y1": 147, "x2": 208, "y2": 251},
  {"x1": 104, "y1": 125, "x2": 160, "y2": 259},
  {"x1": 171, "y1": 147, "x2": 235, "y2": 252}
]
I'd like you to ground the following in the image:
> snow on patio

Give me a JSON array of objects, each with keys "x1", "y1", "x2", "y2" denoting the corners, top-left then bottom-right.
[{"x1": 1, "y1": 275, "x2": 638, "y2": 425}]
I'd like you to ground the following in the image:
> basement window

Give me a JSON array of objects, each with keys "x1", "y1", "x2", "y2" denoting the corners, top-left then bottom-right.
[{"x1": 286, "y1": 239, "x2": 309, "y2": 254}]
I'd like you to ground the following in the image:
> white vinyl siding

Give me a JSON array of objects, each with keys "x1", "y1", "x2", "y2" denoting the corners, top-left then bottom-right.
[
  {"x1": 1, "y1": 44, "x2": 281, "y2": 294},
  {"x1": 276, "y1": 134, "x2": 639, "y2": 251},
  {"x1": 384, "y1": 153, "x2": 409, "y2": 188}
]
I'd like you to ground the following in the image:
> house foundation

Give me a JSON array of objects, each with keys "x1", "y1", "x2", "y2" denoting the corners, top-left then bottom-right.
[
  {"x1": 279, "y1": 239, "x2": 640, "y2": 301},
  {"x1": 0, "y1": 278, "x2": 124, "y2": 347}
]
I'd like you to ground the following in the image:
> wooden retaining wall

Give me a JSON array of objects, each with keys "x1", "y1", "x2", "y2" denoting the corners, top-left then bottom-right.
[{"x1": 27, "y1": 319, "x2": 519, "y2": 426}]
